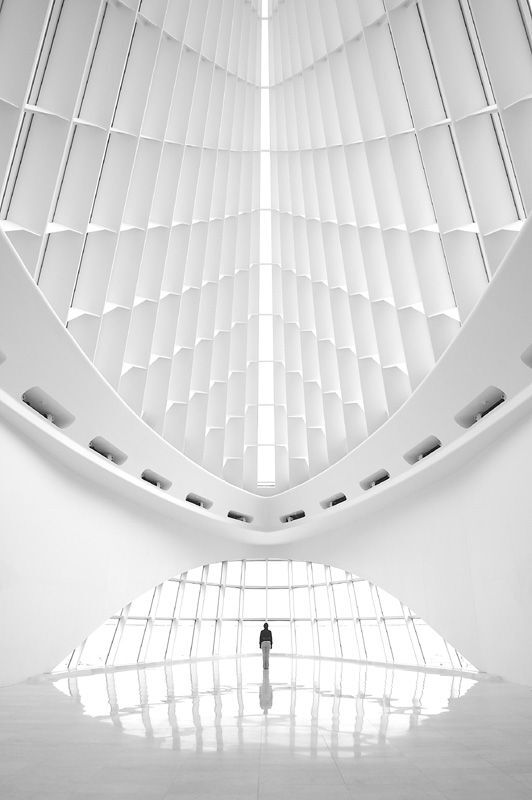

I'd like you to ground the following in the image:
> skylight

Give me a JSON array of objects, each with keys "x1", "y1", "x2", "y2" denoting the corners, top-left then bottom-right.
[{"x1": 0, "y1": 0, "x2": 530, "y2": 492}]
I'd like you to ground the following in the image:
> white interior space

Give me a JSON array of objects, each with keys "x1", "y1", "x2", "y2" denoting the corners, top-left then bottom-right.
[{"x1": 2, "y1": 1, "x2": 532, "y2": 798}]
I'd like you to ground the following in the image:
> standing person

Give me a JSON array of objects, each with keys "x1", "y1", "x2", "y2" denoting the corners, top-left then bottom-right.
[{"x1": 259, "y1": 622, "x2": 272, "y2": 669}]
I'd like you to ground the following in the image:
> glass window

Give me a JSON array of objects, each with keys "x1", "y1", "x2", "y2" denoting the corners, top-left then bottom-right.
[
  {"x1": 207, "y1": 563, "x2": 222, "y2": 584},
  {"x1": 186, "y1": 566, "x2": 203, "y2": 582},
  {"x1": 241, "y1": 621, "x2": 261, "y2": 654},
  {"x1": 145, "y1": 621, "x2": 171, "y2": 662},
  {"x1": 291, "y1": 561, "x2": 309, "y2": 585},
  {"x1": 245, "y1": 561, "x2": 266, "y2": 586},
  {"x1": 114, "y1": 620, "x2": 146, "y2": 665},
  {"x1": 179, "y1": 582, "x2": 201, "y2": 618},
  {"x1": 353, "y1": 581, "x2": 375, "y2": 617},
  {"x1": 202, "y1": 585, "x2": 219, "y2": 618},
  {"x1": 295, "y1": 621, "x2": 314, "y2": 655},
  {"x1": 243, "y1": 588, "x2": 266, "y2": 619},
  {"x1": 267, "y1": 588, "x2": 289, "y2": 618},
  {"x1": 385, "y1": 620, "x2": 417, "y2": 665},
  {"x1": 414, "y1": 621, "x2": 452, "y2": 668},
  {"x1": 268, "y1": 560, "x2": 289, "y2": 586},
  {"x1": 360, "y1": 620, "x2": 386, "y2": 662},
  {"x1": 272, "y1": 621, "x2": 291, "y2": 652},
  {"x1": 222, "y1": 587, "x2": 241, "y2": 617},
  {"x1": 338, "y1": 620, "x2": 360, "y2": 660},
  {"x1": 293, "y1": 587, "x2": 311, "y2": 617},
  {"x1": 330, "y1": 566, "x2": 347, "y2": 582},
  {"x1": 79, "y1": 620, "x2": 118, "y2": 668},
  {"x1": 333, "y1": 583, "x2": 352, "y2": 617},
  {"x1": 171, "y1": 620, "x2": 195, "y2": 659},
  {"x1": 194, "y1": 620, "x2": 216, "y2": 657},
  {"x1": 218, "y1": 621, "x2": 238, "y2": 656},
  {"x1": 53, "y1": 651, "x2": 75, "y2": 674},
  {"x1": 314, "y1": 585, "x2": 330, "y2": 618},
  {"x1": 156, "y1": 581, "x2": 178, "y2": 618},
  {"x1": 317, "y1": 620, "x2": 335, "y2": 655},
  {"x1": 376, "y1": 587, "x2": 403, "y2": 617},
  {"x1": 455, "y1": 650, "x2": 476, "y2": 672},
  {"x1": 55, "y1": 559, "x2": 476, "y2": 673},
  {"x1": 128, "y1": 588, "x2": 155, "y2": 617},
  {"x1": 225, "y1": 561, "x2": 242, "y2": 585}
]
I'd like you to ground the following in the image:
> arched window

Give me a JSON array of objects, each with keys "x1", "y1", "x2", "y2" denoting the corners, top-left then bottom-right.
[{"x1": 54, "y1": 560, "x2": 476, "y2": 673}]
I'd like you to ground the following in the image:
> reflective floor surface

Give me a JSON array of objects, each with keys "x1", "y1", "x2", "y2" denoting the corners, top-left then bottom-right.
[{"x1": 1, "y1": 656, "x2": 532, "y2": 799}]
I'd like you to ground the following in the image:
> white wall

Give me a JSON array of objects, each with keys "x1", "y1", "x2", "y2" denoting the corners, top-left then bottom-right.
[
  {"x1": 0, "y1": 402, "x2": 251, "y2": 687},
  {"x1": 2, "y1": 222, "x2": 532, "y2": 686},
  {"x1": 2, "y1": 380, "x2": 532, "y2": 686},
  {"x1": 281, "y1": 392, "x2": 532, "y2": 686}
]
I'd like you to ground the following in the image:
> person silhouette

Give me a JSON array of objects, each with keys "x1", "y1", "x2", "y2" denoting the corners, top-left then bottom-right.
[
  {"x1": 259, "y1": 668, "x2": 273, "y2": 714},
  {"x1": 259, "y1": 622, "x2": 272, "y2": 669}
]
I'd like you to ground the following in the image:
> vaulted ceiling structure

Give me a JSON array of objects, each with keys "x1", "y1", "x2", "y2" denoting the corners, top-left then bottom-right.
[
  {"x1": 3, "y1": 0, "x2": 532, "y2": 691},
  {"x1": 2, "y1": 0, "x2": 530, "y2": 494}
]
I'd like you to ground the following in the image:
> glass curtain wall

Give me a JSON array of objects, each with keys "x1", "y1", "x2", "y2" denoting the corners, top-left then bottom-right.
[{"x1": 55, "y1": 560, "x2": 476, "y2": 673}]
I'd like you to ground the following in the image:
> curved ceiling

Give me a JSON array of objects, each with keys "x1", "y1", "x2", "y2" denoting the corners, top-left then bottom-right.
[{"x1": 0, "y1": 0, "x2": 530, "y2": 494}]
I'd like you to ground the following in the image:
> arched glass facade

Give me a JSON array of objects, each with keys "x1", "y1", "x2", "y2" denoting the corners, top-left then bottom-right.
[{"x1": 55, "y1": 560, "x2": 476, "y2": 672}]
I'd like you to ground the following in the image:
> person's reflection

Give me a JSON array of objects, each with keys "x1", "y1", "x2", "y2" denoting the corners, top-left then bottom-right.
[{"x1": 259, "y1": 669, "x2": 273, "y2": 714}]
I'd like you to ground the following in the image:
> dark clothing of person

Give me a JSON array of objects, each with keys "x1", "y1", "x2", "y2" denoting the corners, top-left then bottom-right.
[{"x1": 259, "y1": 628, "x2": 273, "y2": 647}]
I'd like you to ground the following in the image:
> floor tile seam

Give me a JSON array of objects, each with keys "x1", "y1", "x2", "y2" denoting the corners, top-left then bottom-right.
[
  {"x1": 257, "y1": 718, "x2": 265, "y2": 800},
  {"x1": 437, "y1": 785, "x2": 529, "y2": 800},
  {"x1": 318, "y1": 729, "x2": 352, "y2": 790},
  {"x1": 471, "y1": 756, "x2": 532, "y2": 790},
  {"x1": 481, "y1": 751, "x2": 532, "y2": 772},
  {"x1": 412, "y1": 759, "x2": 494, "y2": 786},
  {"x1": 412, "y1": 745, "x2": 522, "y2": 778},
  {"x1": 413, "y1": 758, "x2": 532, "y2": 792}
]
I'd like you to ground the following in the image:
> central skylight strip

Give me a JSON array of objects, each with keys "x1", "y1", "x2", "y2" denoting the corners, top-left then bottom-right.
[{"x1": 257, "y1": 0, "x2": 275, "y2": 487}]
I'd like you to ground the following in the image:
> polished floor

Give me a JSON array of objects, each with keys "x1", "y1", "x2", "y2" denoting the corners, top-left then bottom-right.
[{"x1": 1, "y1": 656, "x2": 532, "y2": 799}]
